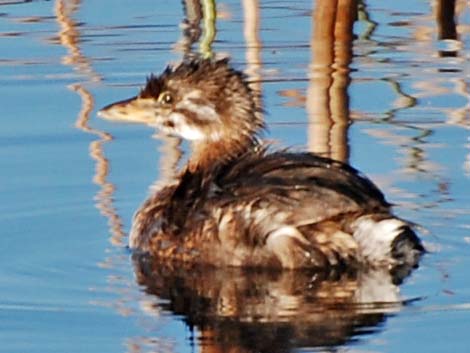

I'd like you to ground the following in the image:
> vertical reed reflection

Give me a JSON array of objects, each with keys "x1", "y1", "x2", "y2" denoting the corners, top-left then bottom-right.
[
  {"x1": 307, "y1": 0, "x2": 357, "y2": 163},
  {"x1": 178, "y1": 0, "x2": 202, "y2": 58},
  {"x1": 435, "y1": 0, "x2": 469, "y2": 177},
  {"x1": 433, "y1": 0, "x2": 468, "y2": 128},
  {"x1": 242, "y1": 0, "x2": 263, "y2": 127},
  {"x1": 436, "y1": 0, "x2": 457, "y2": 57},
  {"x1": 54, "y1": 0, "x2": 125, "y2": 245}
]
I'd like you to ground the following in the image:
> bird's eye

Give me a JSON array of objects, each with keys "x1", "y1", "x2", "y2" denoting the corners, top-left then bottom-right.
[{"x1": 159, "y1": 91, "x2": 173, "y2": 105}]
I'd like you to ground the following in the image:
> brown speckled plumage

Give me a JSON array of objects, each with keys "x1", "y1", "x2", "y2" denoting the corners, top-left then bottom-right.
[{"x1": 99, "y1": 58, "x2": 423, "y2": 270}]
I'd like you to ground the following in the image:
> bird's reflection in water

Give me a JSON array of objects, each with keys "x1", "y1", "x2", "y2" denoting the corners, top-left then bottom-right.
[{"x1": 133, "y1": 254, "x2": 418, "y2": 352}]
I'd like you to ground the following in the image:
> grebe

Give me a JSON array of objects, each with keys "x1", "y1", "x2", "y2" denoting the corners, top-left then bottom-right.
[{"x1": 99, "y1": 58, "x2": 423, "y2": 270}]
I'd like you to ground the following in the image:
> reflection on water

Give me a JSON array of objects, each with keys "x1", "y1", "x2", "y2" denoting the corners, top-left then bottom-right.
[
  {"x1": 133, "y1": 254, "x2": 411, "y2": 352},
  {"x1": 307, "y1": 0, "x2": 356, "y2": 163},
  {"x1": 54, "y1": 0, "x2": 126, "y2": 245},
  {"x1": 176, "y1": 0, "x2": 203, "y2": 58}
]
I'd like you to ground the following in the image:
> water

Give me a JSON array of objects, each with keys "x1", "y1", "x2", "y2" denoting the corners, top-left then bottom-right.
[{"x1": 0, "y1": 0, "x2": 469, "y2": 352}]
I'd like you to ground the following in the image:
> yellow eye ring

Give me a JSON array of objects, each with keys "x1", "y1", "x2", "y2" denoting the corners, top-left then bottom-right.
[{"x1": 159, "y1": 91, "x2": 173, "y2": 105}]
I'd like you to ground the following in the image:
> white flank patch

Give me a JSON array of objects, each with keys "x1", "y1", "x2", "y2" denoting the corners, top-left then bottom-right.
[{"x1": 352, "y1": 216, "x2": 406, "y2": 263}]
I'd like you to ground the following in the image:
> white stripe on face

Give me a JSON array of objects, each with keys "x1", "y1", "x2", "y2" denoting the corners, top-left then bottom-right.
[{"x1": 176, "y1": 90, "x2": 219, "y2": 122}]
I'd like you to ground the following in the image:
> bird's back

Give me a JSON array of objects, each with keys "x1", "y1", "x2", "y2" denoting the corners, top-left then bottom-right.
[{"x1": 217, "y1": 148, "x2": 390, "y2": 219}]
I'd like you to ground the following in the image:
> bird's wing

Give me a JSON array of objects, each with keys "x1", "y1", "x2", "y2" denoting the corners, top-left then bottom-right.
[{"x1": 215, "y1": 150, "x2": 390, "y2": 227}]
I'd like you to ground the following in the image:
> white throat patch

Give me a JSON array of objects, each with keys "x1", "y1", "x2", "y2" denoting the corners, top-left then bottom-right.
[{"x1": 168, "y1": 112, "x2": 206, "y2": 140}]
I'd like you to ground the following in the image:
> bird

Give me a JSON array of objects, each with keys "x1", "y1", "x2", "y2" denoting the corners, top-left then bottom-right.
[{"x1": 98, "y1": 58, "x2": 424, "y2": 271}]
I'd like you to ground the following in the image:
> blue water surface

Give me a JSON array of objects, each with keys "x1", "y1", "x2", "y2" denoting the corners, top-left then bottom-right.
[{"x1": 1, "y1": 1, "x2": 469, "y2": 352}]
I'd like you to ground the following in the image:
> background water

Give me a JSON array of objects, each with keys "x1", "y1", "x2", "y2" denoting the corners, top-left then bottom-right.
[{"x1": 0, "y1": 0, "x2": 469, "y2": 352}]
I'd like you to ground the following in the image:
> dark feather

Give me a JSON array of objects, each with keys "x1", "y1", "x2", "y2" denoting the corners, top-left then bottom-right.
[{"x1": 139, "y1": 74, "x2": 163, "y2": 98}]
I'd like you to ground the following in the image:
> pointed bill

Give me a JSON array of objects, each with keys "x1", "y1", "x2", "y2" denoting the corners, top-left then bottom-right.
[{"x1": 98, "y1": 96, "x2": 157, "y2": 125}]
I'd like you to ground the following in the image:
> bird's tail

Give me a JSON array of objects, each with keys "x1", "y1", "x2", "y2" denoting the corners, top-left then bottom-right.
[{"x1": 352, "y1": 215, "x2": 424, "y2": 270}]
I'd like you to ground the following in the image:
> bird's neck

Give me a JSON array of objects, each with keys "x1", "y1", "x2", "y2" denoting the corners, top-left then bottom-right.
[{"x1": 187, "y1": 135, "x2": 259, "y2": 173}]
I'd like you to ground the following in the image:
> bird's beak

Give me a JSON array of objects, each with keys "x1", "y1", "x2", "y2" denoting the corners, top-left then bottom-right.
[{"x1": 98, "y1": 96, "x2": 157, "y2": 125}]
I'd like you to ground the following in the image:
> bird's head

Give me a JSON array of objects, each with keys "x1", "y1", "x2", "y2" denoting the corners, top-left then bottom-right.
[{"x1": 99, "y1": 58, "x2": 264, "y2": 144}]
